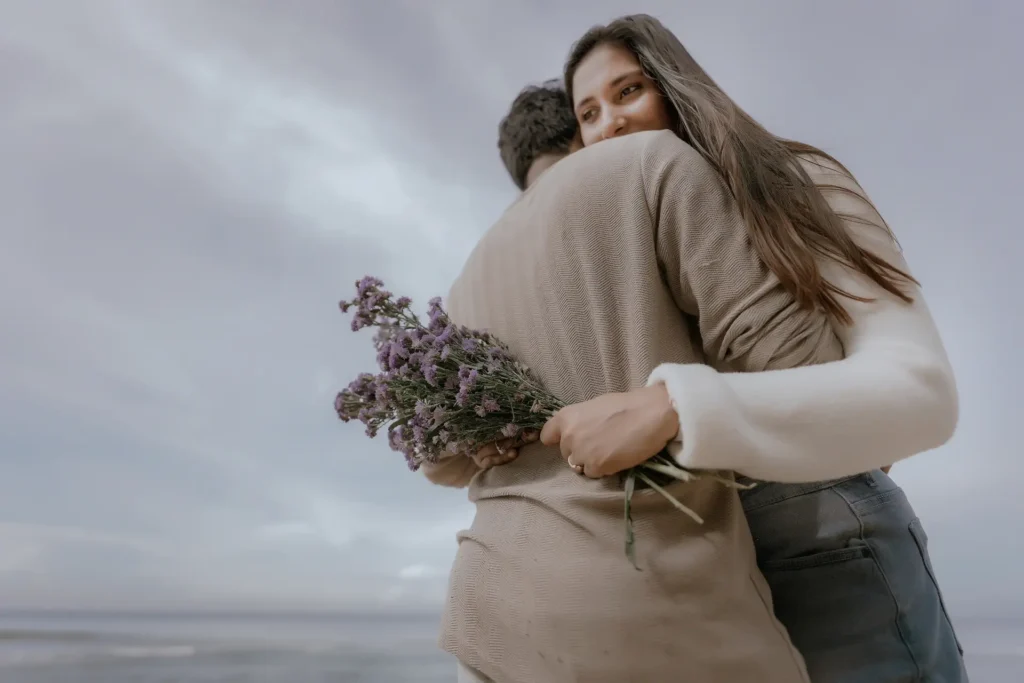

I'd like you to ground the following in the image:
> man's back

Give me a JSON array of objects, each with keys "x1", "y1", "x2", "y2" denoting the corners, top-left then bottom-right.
[
  {"x1": 439, "y1": 130, "x2": 836, "y2": 682},
  {"x1": 449, "y1": 131, "x2": 700, "y2": 403}
]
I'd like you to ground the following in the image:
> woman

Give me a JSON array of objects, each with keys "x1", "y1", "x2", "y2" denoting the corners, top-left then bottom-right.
[{"x1": 540, "y1": 13, "x2": 966, "y2": 682}]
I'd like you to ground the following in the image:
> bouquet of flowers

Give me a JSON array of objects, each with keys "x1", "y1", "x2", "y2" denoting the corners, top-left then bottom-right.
[{"x1": 334, "y1": 276, "x2": 744, "y2": 566}]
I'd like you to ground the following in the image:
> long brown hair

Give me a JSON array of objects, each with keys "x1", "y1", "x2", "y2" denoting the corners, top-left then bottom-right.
[{"x1": 564, "y1": 14, "x2": 915, "y2": 323}]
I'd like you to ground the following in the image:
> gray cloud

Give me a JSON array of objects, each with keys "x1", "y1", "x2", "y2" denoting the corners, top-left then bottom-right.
[{"x1": 0, "y1": 0, "x2": 1020, "y2": 616}]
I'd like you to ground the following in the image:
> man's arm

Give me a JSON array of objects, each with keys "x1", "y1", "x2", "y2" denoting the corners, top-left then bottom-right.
[
  {"x1": 642, "y1": 131, "x2": 844, "y2": 374},
  {"x1": 642, "y1": 136, "x2": 956, "y2": 481}
]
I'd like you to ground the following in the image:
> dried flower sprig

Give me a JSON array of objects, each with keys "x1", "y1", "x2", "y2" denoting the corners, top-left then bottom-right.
[{"x1": 335, "y1": 277, "x2": 749, "y2": 566}]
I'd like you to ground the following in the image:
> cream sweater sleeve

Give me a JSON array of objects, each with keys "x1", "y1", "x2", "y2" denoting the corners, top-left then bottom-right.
[{"x1": 648, "y1": 158, "x2": 959, "y2": 482}]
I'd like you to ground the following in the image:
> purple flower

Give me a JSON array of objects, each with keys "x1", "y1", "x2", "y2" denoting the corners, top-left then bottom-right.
[
  {"x1": 435, "y1": 326, "x2": 452, "y2": 346},
  {"x1": 345, "y1": 373, "x2": 374, "y2": 397},
  {"x1": 388, "y1": 426, "x2": 405, "y2": 452},
  {"x1": 457, "y1": 367, "x2": 479, "y2": 391},
  {"x1": 427, "y1": 297, "x2": 447, "y2": 331},
  {"x1": 404, "y1": 451, "x2": 419, "y2": 471},
  {"x1": 357, "y1": 276, "x2": 384, "y2": 296},
  {"x1": 334, "y1": 393, "x2": 349, "y2": 420},
  {"x1": 336, "y1": 277, "x2": 563, "y2": 481},
  {"x1": 412, "y1": 424, "x2": 427, "y2": 444}
]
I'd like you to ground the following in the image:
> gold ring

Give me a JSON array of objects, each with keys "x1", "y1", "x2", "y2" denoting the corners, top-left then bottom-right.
[{"x1": 567, "y1": 457, "x2": 584, "y2": 475}]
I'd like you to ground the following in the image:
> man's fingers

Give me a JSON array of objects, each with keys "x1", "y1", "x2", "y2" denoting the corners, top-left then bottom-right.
[
  {"x1": 479, "y1": 448, "x2": 519, "y2": 470},
  {"x1": 476, "y1": 443, "x2": 499, "y2": 459}
]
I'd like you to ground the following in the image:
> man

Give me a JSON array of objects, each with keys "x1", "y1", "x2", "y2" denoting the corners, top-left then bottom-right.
[
  {"x1": 497, "y1": 79, "x2": 580, "y2": 191},
  {"x1": 422, "y1": 80, "x2": 580, "y2": 487},
  {"x1": 425, "y1": 79, "x2": 840, "y2": 682}
]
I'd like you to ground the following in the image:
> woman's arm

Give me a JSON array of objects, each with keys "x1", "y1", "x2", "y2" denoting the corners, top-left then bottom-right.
[
  {"x1": 649, "y1": 157, "x2": 958, "y2": 482},
  {"x1": 541, "y1": 132, "x2": 847, "y2": 478}
]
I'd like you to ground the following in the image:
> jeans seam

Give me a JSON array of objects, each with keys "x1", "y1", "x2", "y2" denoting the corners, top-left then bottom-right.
[
  {"x1": 831, "y1": 486, "x2": 924, "y2": 681},
  {"x1": 740, "y1": 475, "x2": 861, "y2": 512},
  {"x1": 748, "y1": 574, "x2": 812, "y2": 683},
  {"x1": 850, "y1": 488, "x2": 905, "y2": 515},
  {"x1": 908, "y1": 518, "x2": 965, "y2": 655}
]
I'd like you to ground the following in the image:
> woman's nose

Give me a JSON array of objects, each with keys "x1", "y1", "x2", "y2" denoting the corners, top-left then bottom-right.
[{"x1": 600, "y1": 114, "x2": 627, "y2": 140}]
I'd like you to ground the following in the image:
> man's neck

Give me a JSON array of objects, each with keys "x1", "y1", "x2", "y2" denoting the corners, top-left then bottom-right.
[{"x1": 524, "y1": 153, "x2": 567, "y2": 189}]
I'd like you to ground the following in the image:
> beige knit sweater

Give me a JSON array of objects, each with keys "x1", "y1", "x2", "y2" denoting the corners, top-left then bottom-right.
[{"x1": 432, "y1": 130, "x2": 843, "y2": 682}]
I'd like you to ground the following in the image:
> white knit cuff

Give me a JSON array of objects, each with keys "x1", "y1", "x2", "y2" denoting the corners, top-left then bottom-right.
[{"x1": 645, "y1": 362, "x2": 738, "y2": 471}]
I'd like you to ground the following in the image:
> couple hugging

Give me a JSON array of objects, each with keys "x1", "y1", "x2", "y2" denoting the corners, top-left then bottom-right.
[{"x1": 422, "y1": 14, "x2": 966, "y2": 683}]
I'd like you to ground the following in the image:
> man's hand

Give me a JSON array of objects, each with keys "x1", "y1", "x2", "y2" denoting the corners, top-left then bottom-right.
[
  {"x1": 539, "y1": 385, "x2": 679, "y2": 478},
  {"x1": 471, "y1": 431, "x2": 539, "y2": 470}
]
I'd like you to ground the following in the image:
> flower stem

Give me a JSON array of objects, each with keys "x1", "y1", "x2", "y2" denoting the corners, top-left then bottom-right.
[
  {"x1": 635, "y1": 471, "x2": 704, "y2": 525},
  {"x1": 623, "y1": 468, "x2": 639, "y2": 571}
]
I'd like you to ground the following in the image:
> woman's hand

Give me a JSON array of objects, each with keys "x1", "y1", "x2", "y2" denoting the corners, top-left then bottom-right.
[
  {"x1": 471, "y1": 431, "x2": 540, "y2": 470},
  {"x1": 539, "y1": 384, "x2": 679, "y2": 478}
]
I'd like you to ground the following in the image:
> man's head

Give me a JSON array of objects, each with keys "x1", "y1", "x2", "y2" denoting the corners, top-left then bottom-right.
[{"x1": 497, "y1": 79, "x2": 579, "y2": 190}]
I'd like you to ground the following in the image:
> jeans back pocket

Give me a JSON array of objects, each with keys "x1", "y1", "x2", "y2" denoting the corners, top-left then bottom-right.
[{"x1": 761, "y1": 543, "x2": 920, "y2": 683}]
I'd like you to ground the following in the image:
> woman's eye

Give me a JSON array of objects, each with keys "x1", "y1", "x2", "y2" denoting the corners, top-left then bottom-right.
[
  {"x1": 580, "y1": 109, "x2": 596, "y2": 122},
  {"x1": 620, "y1": 84, "x2": 641, "y2": 98}
]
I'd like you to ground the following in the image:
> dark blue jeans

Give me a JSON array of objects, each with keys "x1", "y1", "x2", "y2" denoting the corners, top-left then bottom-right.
[{"x1": 741, "y1": 470, "x2": 968, "y2": 683}]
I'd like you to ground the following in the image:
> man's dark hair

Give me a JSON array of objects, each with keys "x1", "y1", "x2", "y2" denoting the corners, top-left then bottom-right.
[{"x1": 497, "y1": 79, "x2": 578, "y2": 190}]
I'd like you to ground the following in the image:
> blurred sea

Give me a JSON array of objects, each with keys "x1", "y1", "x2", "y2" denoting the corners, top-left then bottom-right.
[
  {"x1": 0, "y1": 611, "x2": 1018, "y2": 682},
  {"x1": 0, "y1": 611, "x2": 453, "y2": 683}
]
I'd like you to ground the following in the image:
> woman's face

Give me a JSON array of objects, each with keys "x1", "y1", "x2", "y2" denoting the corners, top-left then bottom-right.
[{"x1": 571, "y1": 42, "x2": 673, "y2": 147}]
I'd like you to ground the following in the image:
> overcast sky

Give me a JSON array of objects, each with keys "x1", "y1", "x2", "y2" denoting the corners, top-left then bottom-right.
[{"x1": 1, "y1": 0, "x2": 1020, "y2": 617}]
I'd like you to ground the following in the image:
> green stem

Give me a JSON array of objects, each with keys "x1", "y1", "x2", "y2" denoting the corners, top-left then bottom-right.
[
  {"x1": 646, "y1": 455, "x2": 756, "y2": 490},
  {"x1": 623, "y1": 469, "x2": 639, "y2": 570},
  {"x1": 639, "y1": 461, "x2": 697, "y2": 482},
  {"x1": 635, "y1": 471, "x2": 704, "y2": 525}
]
